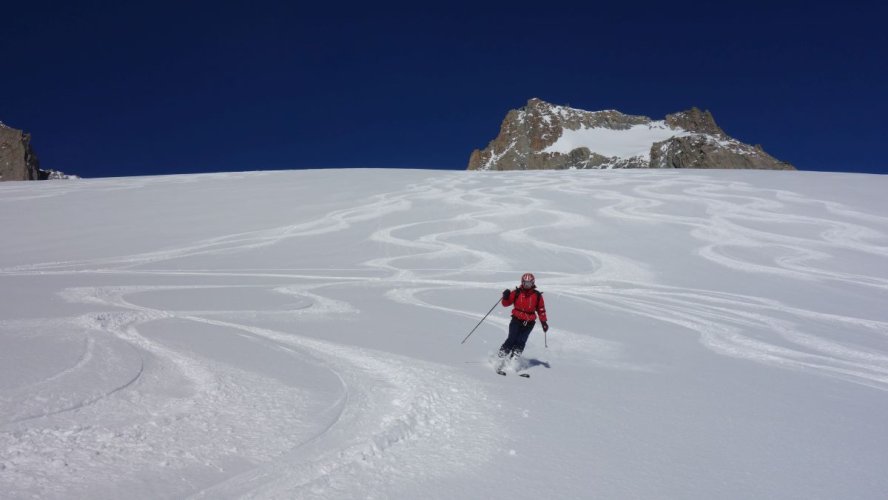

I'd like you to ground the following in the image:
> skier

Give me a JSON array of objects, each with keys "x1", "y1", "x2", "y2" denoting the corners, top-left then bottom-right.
[{"x1": 498, "y1": 273, "x2": 548, "y2": 366}]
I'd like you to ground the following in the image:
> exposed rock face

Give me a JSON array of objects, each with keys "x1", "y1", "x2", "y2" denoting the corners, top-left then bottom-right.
[
  {"x1": 665, "y1": 108, "x2": 725, "y2": 137},
  {"x1": 0, "y1": 122, "x2": 76, "y2": 181},
  {"x1": 0, "y1": 122, "x2": 43, "y2": 181},
  {"x1": 650, "y1": 135, "x2": 792, "y2": 170},
  {"x1": 468, "y1": 99, "x2": 794, "y2": 171}
]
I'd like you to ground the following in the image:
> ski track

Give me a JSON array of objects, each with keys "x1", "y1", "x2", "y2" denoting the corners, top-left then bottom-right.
[{"x1": 2, "y1": 171, "x2": 888, "y2": 497}]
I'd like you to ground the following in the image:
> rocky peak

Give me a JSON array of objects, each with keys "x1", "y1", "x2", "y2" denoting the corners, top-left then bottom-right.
[
  {"x1": 665, "y1": 107, "x2": 725, "y2": 137},
  {"x1": 523, "y1": 98, "x2": 651, "y2": 133},
  {"x1": 468, "y1": 99, "x2": 794, "y2": 171}
]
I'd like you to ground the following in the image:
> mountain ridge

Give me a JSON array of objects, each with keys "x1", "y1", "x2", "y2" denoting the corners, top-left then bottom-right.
[{"x1": 468, "y1": 98, "x2": 794, "y2": 171}]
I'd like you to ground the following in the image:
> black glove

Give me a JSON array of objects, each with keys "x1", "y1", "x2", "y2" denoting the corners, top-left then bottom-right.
[
  {"x1": 502, "y1": 289, "x2": 511, "y2": 299},
  {"x1": 541, "y1": 321, "x2": 549, "y2": 332}
]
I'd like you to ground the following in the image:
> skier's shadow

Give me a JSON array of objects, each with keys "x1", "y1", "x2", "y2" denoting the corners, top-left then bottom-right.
[{"x1": 523, "y1": 358, "x2": 551, "y2": 370}]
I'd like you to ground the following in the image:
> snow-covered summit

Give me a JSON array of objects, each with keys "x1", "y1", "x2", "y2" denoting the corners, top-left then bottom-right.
[
  {"x1": 468, "y1": 98, "x2": 794, "y2": 171},
  {"x1": 542, "y1": 120, "x2": 691, "y2": 161}
]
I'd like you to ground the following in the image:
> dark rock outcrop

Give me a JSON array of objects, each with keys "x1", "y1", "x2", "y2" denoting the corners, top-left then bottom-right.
[
  {"x1": 0, "y1": 122, "x2": 76, "y2": 181},
  {"x1": 664, "y1": 108, "x2": 725, "y2": 137},
  {"x1": 0, "y1": 122, "x2": 43, "y2": 181},
  {"x1": 650, "y1": 135, "x2": 793, "y2": 170}
]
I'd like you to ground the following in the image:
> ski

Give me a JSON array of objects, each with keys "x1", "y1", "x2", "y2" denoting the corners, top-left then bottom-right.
[
  {"x1": 495, "y1": 358, "x2": 507, "y2": 376},
  {"x1": 493, "y1": 357, "x2": 531, "y2": 377}
]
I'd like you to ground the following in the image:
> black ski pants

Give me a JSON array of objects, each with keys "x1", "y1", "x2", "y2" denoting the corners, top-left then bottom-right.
[{"x1": 499, "y1": 317, "x2": 535, "y2": 358}]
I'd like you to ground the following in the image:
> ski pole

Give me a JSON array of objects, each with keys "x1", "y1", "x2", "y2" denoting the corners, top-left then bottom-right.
[
  {"x1": 545, "y1": 330, "x2": 548, "y2": 348},
  {"x1": 461, "y1": 297, "x2": 501, "y2": 344}
]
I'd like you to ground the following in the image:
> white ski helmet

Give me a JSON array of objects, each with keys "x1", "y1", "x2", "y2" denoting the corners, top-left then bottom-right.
[{"x1": 521, "y1": 273, "x2": 535, "y2": 288}]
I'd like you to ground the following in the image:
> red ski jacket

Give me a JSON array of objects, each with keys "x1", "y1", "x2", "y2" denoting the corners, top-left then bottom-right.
[{"x1": 503, "y1": 288, "x2": 547, "y2": 323}]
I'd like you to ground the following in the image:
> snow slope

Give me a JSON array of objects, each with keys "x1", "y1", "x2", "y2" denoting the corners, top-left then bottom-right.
[{"x1": 1, "y1": 168, "x2": 887, "y2": 499}]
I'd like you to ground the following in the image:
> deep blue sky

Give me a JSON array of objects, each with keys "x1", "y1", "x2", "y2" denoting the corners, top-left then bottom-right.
[{"x1": 3, "y1": 1, "x2": 887, "y2": 177}]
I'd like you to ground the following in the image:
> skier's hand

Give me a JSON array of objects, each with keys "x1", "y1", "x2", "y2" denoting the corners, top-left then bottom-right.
[
  {"x1": 541, "y1": 321, "x2": 549, "y2": 332},
  {"x1": 502, "y1": 289, "x2": 511, "y2": 299}
]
